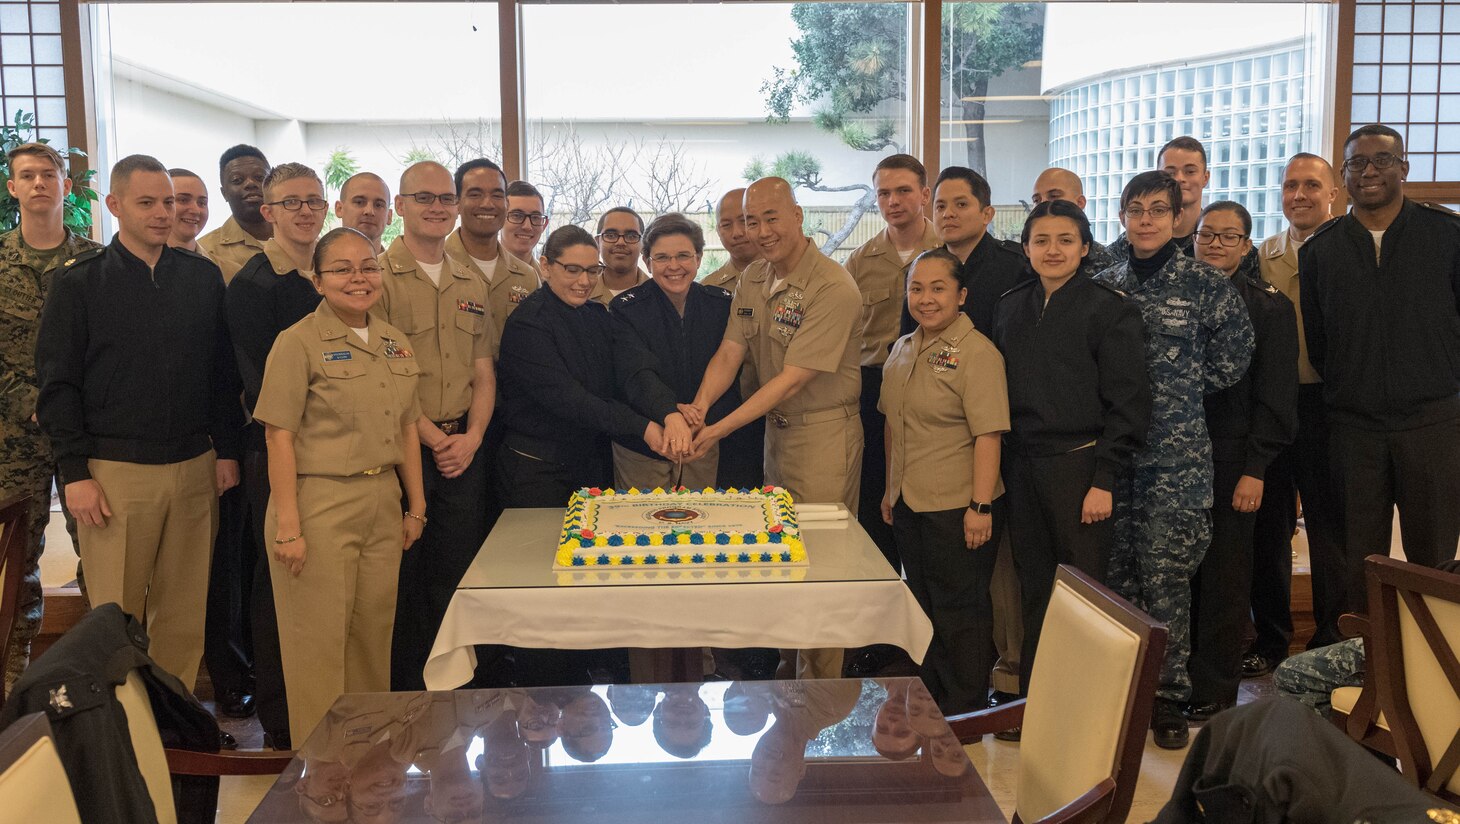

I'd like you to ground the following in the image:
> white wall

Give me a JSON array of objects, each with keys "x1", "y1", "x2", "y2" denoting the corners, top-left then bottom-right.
[{"x1": 110, "y1": 77, "x2": 255, "y2": 191}]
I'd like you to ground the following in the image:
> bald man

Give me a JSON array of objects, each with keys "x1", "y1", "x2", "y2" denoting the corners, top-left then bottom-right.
[
  {"x1": 704, "y1": 188, "x2": 759, "y2": 289},
  {"x1": 376, "y1": 161, "x2": 497, "y2": 691},
  {"x1": 687, "y1": 177, "x2": 862, "y2": 680},
  {"x1": 1031, "y1": 167, "x2": 1115, "y2": 277},
  {"x1": 703, "y1": 187, "x2": 765, "y2": 490},
  {"x1": 335, "y1": 172, "x2": 394, "y2": 254}
]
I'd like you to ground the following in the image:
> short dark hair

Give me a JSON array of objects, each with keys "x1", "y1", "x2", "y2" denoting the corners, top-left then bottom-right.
[
  {"x1": 218, "y1": 144, "x2": 268, "y2": 178},
  {"x1": 1020, "y1": 199, "x2": 1094, "y2": 250},
  {"x1": 1120, "y1": 170, "x2": 1183, "y2": 217},
  {"x1": 933, "y1": 166, "x2": 993, "y2": 210},
  {"x1": 110, "y1": 154, "x2": 168, "y2": 193},
  {"x1": 1343, "y1": 124, "x2": 1406, "y2": 156},
  {"x1": 454, "y1": 158, "x2": 507, "y2": 196},
  {"x1": 874, "y1": 153, "x2": 927, "y2": 187},
  {"x1": 507, "y1": 179, "x2": 544, "y2": 205},
  {"x1": 542, "y1": 225, "x2": 597, "y2": 262},
  {"x1": 1159, "y1": 136, "x2": 1208, "y2": 168},
  {"x1": 311, "y1": 227, "x2": 373, "y2": 275},
  {"x1": 642, "y1": 213, "x2": 705, "y2": 259},
  {"x1": 167, "y1": 167, "x2": 202, "y2": 181},
  {"x1": 908, "y1": 247, "x2": 963, "y2": 284},
  {"x1": 597, "y1": 206, "x2": 644, "y2": 234},
  {"x1": 1199, "y1": 200, "x2": 1253, "y2": 237}
]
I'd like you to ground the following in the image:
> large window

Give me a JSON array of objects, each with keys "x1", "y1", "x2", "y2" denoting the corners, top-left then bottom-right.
[
  {"x1": 0, "y1": 0, "x2": 68, "y2": 145},
  {"x1": 942, "y1": 2, "x2": 1331, "y2": 241},
  {"x1": 522, "y1": 3, "x2": 910, "y2": 271}
]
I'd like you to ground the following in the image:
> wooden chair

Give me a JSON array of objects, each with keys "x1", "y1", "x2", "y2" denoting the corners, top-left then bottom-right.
[
  {"x1": 1364, "y1": 554, "x2": 1460, "y2": 804},
  {"x1": 0, "y1": 493, "x2": 33, "y2": 711},
  {"x1": 0, "y1": 711, "x2": 82, "y2": 823},
  {"x1": 946, "y1": 565, "x2": 1166, "y2": 824},
  {"x1": 1327, "y1": 611, "x2": 1396, "y2": 758}
]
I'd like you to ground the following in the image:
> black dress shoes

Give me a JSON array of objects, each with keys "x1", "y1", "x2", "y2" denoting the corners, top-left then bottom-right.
[
  {"x1": 217, "y1": 689, "x2": 256, "y2": 719},
  {"x1": 1151, "y1": 698, "x2": 1190, "y2": 749},
  {"x1": 1182, "y1": 700, "x2": 1233, "y2": 722},
  {"x1": 219, "y1": 731, "x2": 238, "y2": 751},
  {"x1": 987, "y1": 690, "x2": 1022, "y2": 741},
  {"x1": 1241, "y1": 652, "x2": 1279, "y2": 678}
]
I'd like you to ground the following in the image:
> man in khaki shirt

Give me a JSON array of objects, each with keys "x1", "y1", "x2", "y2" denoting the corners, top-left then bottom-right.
[
  {"x1": 444, "y1": 159, "x2": 540, "y2": 354},
  {"x1": 703, "y1": 188, "x2": 759, "y2": 289},
  {"x1": 1247, "y1": 153, "x2": 1342, "y2": 673},
  {"x1": 198, "y1": 144, "x2": 271, "y2": 283},
  {"x1": 334, "y1": 172, "x2": 394, "y2": 254},
  {"x1": 687, "y1": 177, "x2": 862, "y2": 680},
  {"x1": 378, "y1": 161, "x2": 498, "y2": 691},
  {"x1": 502, "y1": 180, "x2": 549, "y2": 276},
  {"x1": 704, "y1": 187, "x2": 765, "y2": 490},
  {"x1": 166, "y1": 169, "x2": 210, "y2": 254},
  {"x1": 591, "y1": 207, "x2": 648, "y2": 305}
]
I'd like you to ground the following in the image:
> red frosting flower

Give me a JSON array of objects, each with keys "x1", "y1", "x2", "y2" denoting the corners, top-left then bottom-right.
[
  {"x1": 769, "y1": 524, "x2": 783, "y2": 533},
  {"x1": 581, "y1": 530, "x2": 595, "y2": 539},
  {"x1": 588, "y1": 487, "x2": 602, "y2": 496}
]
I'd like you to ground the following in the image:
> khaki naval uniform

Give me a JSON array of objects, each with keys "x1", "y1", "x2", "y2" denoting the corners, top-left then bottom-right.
[
  {"x1": 445, "y1": 230, "x2": 540, "y2": 355},
  {"x1": 880, "y1": 313, "x2": 1009, "y2": 712},
  {"x1": 197, "y1": 215, "x2": 267, "y2": 284},
  {"x1": 377, "y1": 238, "x2": 496, "y2": 691},
  {"x1": 702, "y1": 258, "x2": 766, "y2": 489},
  {"x1": 254, "y1": 300, "x2": 423, "y2": 745},
  {"x1": 702, "y1": 260, "x2": 748, "y2": 290},
  {"x1": 728, "y1": 244, "x2": 863, "y2": 509},
  {"x1": 728, "y1": 242, "x2": 861, "y2": 682},
  {"x1": 590, "y1": 268, "x2": 648, "y2": 307}
]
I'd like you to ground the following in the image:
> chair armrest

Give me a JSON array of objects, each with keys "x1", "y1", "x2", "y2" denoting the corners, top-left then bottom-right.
[
  {"x1": 165, "y1": 748, "x2": 295, "y2": 776},
  {"x1": 1337, "y1": 612, "x2": 1370, "y2": 640},
  {"x1": 1027, "y1": 777, "x2": 1116, "y2": 824},
  {"x1": 945, "y1": 698, "x2": 1026, "y2": 742}
]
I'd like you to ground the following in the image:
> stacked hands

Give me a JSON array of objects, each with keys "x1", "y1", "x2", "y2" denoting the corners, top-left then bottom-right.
[{"x1": 643, "y1": 403, "x2": 719, "y2": 463}]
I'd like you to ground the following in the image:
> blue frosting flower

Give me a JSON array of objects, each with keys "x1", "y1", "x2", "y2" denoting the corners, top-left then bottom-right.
[
  {"x1": 690, "y1": 534, "x2": 705, "y2": 545},
  {"x1": 769, "y1": 533, "x2": 783, "y2": 543},
  {"x1": 667, "y1": 554, "x2": 682, "y2": 564},
  {"x1": 635, "y1": 534, "x2": 651, "y2": 546},
  {"x1": 597, "y1": 554, "x2": 611, "y2": 565},
  {"x1": 715, "y1": 533, "x2": 730, "y2": 545},
  {"x1": 759, "y1": 552, "x2": 772, "y2": 562},
  {"x1": 578, "y1": 538, "x2": 594, "y2": 548},
  {"x1": 620, "y1": 555, "x2": 635, "y2": 565},
  {"x1": 691, "y1": 554, "x2": 705, "y2": 564},
  {"x1": 743, "y1": 533, "x2": 758, "y2": 543},
  {"x1": 644, "y1": 554, "x2": 659, "y2": 564},
  {"x1": 737, "y1": 552, "x2": 751, "y2": 563},
  {"x1": 607, "y1": 535, "x2": 624, "y2": 547},
  {"x1": 715, "y1": 553, "x2": 729, "y2": 563},
  {"x1": 780, "y1": 551, "x2": 791, "y2": 562}
]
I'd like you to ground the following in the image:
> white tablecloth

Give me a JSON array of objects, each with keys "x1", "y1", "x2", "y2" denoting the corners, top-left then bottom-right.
[{"x1": 422, "y1": 508, "x2": 934, "y2": 690}]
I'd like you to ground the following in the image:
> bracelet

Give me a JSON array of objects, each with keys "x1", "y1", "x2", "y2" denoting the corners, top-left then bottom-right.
[
  {"x1": 405, "y1": 511, "x2": 427, "y2": 524},
  {"x1": 274, "y1": 534, "x2": 302, "y2": 545}
]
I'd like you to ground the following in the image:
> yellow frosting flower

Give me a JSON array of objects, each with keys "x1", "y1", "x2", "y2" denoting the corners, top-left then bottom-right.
[
  {"x1": 651, "y1": 487, "x2": 666, "y2": 495},
  {"x1": 676, "y1": 534, "x2": 691, "y2": 545},
  {"x1": 608, "y1": 555, "x2": 622, "y2": 566},
  {"x1": 594, "y1": 537, "x2": 608, "y2": 547},
  {"x1": 756, "y1": 531, "x2": 770, "y2": 542},
  {"x1": 729, "y1": 534, "x2": 744, "y2": 545},
  {"x1": 649, "y1": 533, "x2": 664, "y2": 546}
]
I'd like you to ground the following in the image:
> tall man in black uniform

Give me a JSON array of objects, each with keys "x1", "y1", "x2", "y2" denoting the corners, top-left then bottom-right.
[
  {"x1": 901, "y1": 166, "x2": 1029, "y2": 337},
  {"x1": 37, "y1": 154, "x2": 244, "y2": 690},
  {"x1": 1187, "y1": 201, "x2": 1299, "y2": 719},
  {"x1": 1300, "y1": 124, "x2": 1460, "y2": 603}
]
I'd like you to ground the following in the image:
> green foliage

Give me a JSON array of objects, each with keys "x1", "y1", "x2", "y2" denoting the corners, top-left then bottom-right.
[
  {"x1": 322, "y1": 147, "x2": 359, "y2": 193},
  {"x1": 743, "y1": 151, "x2": 823, "y2": 187},
  {"x1": 399, "y1": 146, "x2": 438, "y2": 166},
  {"x1": 0, "y1": 110, "x2": 98, "y2": 234}
]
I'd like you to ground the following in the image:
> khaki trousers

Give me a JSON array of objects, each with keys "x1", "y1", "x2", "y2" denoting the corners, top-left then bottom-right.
[
  {"x1": 611, "y1": 442, "x2": 719, "y2": 491},
  {"x1": 764, "y1": 408, "x2": 861, "y2": 680},
  {"x1": 990, "y1": 532, "x2": 1024, "y2": 694},
  {"x1": 267, "y1": 473, "x2": 402, "y2": 745},
  {"x1": 79, "y1": 452, "x2": 218, "y2": 690}
]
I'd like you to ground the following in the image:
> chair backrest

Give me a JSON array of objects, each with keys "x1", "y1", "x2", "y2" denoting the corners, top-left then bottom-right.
[
  {"x1": 1016, "y1": 565, "x2": 1166, "y2": 824},
  {"x1": 1365, "y1": 554, "x2": 1460, "y2": 802},
  {"x1": 0, "y1": 712, "x2": 82, "y2": 823},
  {"x1": 0, "y1": 494, "x2": 33, "y2": 711},
  {"x1": 116, "y1": 668, "x2": 180, "y2": 824}
]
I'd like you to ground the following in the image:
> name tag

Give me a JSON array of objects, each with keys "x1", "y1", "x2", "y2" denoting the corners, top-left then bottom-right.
[
  {"x1": 323, "y1": 350, "x2": 353, "y2": 362},
  {"x1": 737, "y1": 307, "x2": 755, "y2": 318},
  {"x1": 457, "y1": 299, "x2": 486, "y2": 316}
]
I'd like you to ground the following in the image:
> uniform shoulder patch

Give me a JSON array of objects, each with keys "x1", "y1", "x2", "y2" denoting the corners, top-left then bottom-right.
[
  {"x1": 705, "y1": 285, "x2": 733, "y2": 300},
  {"x1": 58, "y1": 246, "x2": 105, "y2": 272}
]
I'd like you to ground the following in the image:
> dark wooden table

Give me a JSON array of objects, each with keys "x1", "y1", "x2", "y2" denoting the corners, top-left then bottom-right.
[{"x1": 247, "y1": 677, "x2": 1006, "y2": 823}]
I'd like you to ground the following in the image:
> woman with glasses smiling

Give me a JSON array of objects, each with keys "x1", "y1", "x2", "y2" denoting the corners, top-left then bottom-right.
[
  {"x1": 608, "y1": 213, "x2": 737, "y2": 491},
  {"x1": 254, "y1": 227, "x2": 428, "y2": 746},
  {"x1": 1188, "y1": 200, "x2": 1298, "y2": 723}
]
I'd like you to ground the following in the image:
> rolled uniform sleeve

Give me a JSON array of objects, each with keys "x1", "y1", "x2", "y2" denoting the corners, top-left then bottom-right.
[
  {"x1": 35, "y1": 268, "x2": 92, "y2": 484},
  {"x1": 784, "y1": 280, "x2": 860, "y2": 374},
  {"x1": 1093, "y1": 300, "x2": 1152, "y2": 491},
  {"x1": 1242, "y1": 292, "x2": 1299, "y2": 479}
]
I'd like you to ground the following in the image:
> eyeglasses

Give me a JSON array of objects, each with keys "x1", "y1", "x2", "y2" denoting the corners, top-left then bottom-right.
[
  {"x1": 400, "y1": 191, "x2": 460, "y2": 206},
  {"x1": 507, "y1": 210, "x2": 549, "y2": 228},
  {"x1": 650, "y1": 252, "x2": 698, "y2": 267},
  {"x1": 1122, "y1": 205, "x2": 1172, "y2": 220},
  {"x1": 318, "y1": 263, "x2": 384, "y2": 278},
  {"x1": 300, "y1": 791, "x2": 343, "y2": 808},
  {"x1": 266, "y1": 197, "x2": 328, "y2": 212},
  {"x1": 1195, "y1": 230, "x2": 1248, "y2": 247},
  {"x1": 598, "y1": 230, "x2": 641, "y2": 244},
  {"x1": 548, "y1": 260, "x2": 606, "y2": 278},
  {"x1": 1342, "y1": 153, "x2": 1403, "y2": 174}
]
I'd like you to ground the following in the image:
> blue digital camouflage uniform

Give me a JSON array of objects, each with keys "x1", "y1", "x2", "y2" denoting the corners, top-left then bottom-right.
[
  {"x1": 1095, "y1": 249, "x2": 1254, "y2": 703},
  {"x1": 1273, "y1": 638, "x2": 1365, "y2": 716},
  {"x1": 0, "y1": 227, "x2": 101, "y2": 691}
]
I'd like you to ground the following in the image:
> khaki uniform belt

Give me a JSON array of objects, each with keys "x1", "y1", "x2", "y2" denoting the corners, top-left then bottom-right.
[{"x1": 767, "y1": 404, "x2": 857, "y2": 429}]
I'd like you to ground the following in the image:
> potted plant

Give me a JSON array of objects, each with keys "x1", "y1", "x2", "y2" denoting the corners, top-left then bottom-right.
[{"x1": 0, "y1": 110, "x2": 98, "y2": 234}]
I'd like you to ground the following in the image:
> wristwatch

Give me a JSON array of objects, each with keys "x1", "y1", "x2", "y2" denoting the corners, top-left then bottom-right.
[{"x1": 969, "y1": 500, "x2": 993, "y2": 515}]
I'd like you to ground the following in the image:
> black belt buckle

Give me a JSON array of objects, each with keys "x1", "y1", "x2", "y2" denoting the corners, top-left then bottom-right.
[{"x1": 770, "y1": 412, "x2": 788, "y2": 429}]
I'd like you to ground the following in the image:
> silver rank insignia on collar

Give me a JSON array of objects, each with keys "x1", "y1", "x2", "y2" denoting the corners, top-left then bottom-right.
[{"x1": 49, "y1": 684, "x2": 72, "y2": 712}]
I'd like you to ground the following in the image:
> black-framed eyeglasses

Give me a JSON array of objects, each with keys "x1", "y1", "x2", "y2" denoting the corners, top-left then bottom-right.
[
  {"x1": 507, "y1": 210, "x2": 549, "y2": 228},
  {"x1": 547, "y1": 259, "x2": 606, "y2": 278},
  {"x1": 400, "y1": 191, "x2": 460, "y2": 206},
  {"x1": 318, "y1": 263, "x2": 385, "y2": 278},
  {"x1": 598, "y1": 230, "x2": 641, "y2": 244},
  {"x1": 266, "y1": 197, "x2": 328, "y2": 212},
  {"x1": 1122, "y1": 205, "x2": 1173, "y2": 220},
  {"x1": 1342, "y1": 153, "x2": 1403, "y2": 174},
  {"x1": 1195, "y1": 230, "x2": 1248, "y2": 247}
]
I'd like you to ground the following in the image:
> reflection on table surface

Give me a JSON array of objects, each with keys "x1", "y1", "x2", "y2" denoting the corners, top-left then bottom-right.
[{"x1": 247, "y1": 677, "x2": 1004, "y2": 823}]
